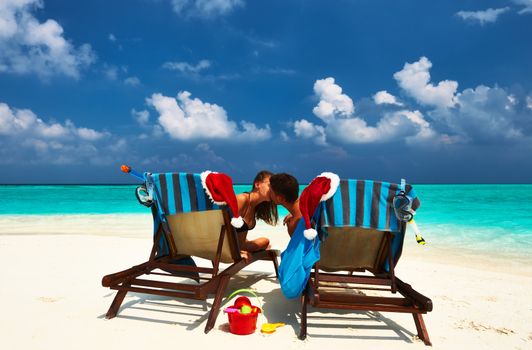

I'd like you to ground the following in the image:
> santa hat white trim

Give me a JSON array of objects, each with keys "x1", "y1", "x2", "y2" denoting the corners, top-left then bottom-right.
[
  {"x1": 316, "y1": 172, "x2": 340, "y2": 202},
  {"x1": 304, "y1": 228, "x2": 318, "y2": 240},
  {"x1": 200, "y1": 170, "x2": 225, "y2": 206},
  {"x1": 231, "y1": 217, "x2": 244, "y2": 228}
]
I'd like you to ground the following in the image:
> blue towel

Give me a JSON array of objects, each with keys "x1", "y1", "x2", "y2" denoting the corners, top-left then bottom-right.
[{"x1": 278, "y1": 205, "x2": 322, "y2": 299}]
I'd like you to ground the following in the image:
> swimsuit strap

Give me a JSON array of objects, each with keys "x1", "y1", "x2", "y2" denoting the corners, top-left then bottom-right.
[
  {"x1": 239, "y1": 192, "x2": 256, "y2": 231},
  {"x1": 241, "y1": 192, "x2": 252, "y2": 218}
]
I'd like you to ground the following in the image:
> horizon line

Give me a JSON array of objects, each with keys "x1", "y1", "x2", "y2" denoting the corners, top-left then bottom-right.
[{"x1": 1, "y1": 182, "x2": 532, "y2": 186}]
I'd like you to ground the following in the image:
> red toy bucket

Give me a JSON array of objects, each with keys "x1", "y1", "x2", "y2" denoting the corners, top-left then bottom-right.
[
  {"x1": 227, "y1": 309, "x2": 260, "y2": 335},
  {"x1": 223, "y1": 289, "x2": 262, "y2": 335}
]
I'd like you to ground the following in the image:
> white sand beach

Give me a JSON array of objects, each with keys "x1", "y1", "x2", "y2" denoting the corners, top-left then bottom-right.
[{"x1": 1, "y1": 214, "x2": 531, "y2": 349}]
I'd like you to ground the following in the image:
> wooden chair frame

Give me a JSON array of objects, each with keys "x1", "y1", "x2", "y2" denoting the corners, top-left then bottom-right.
[
  {"x1": 102, "y1": 209, "x2": 279, "y2": 333},
  {"x1": 299, "y1": 227, "x2": 433, "y2": 346}
]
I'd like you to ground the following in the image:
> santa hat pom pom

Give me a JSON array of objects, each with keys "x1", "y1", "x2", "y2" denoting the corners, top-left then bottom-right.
[
  {"x1": 304, "y1": 228, "x2": 318, "y2": 240},
  {"x1": 231, "y1": 216, "x2": 244, "y2": 228}
]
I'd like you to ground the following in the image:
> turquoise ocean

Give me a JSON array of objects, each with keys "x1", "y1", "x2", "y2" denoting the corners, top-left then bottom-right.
[{"x1": 1, "y1": 184, "x2": 531, "y2": 258}]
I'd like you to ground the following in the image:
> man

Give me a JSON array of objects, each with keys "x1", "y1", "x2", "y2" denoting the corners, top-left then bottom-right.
[{"x1": 269, "y1": 173, "x2": 301, "y2": 236}]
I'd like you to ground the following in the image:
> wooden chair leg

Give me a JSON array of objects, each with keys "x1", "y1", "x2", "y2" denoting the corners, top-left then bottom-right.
[
  {"x1": 204, "y1": 274, "x2": 230, "y2": 334},
  {"x1": 413, "y1": 313, "x2": 432, "y2": 346},
  {"x1": 298, "y1": 288, "x2": 308, "y2": 340},
  {"x1": 270, "y1": 251, "x2": 279, "y2": 278},
  {"x1": 105, "y1": 290, "x2": 128, "y2": 319}
]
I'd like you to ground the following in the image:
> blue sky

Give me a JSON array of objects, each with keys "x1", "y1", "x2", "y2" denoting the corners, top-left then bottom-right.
[{"x1": 1, "y1": 0, "x2": 532, "y2": 184}]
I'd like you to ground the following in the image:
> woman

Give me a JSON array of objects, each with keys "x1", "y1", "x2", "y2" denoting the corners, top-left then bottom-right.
[{"x1": 235, "y1": 170, "x2": 278, "y2": 259}]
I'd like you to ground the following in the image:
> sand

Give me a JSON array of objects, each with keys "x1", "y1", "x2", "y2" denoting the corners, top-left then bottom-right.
[{"x1": 0, "y1": 214, "x2": 531, "y2": 349}]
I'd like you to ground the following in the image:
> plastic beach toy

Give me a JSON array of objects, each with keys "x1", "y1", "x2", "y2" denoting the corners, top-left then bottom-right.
[
  {"x1": 223, "y1": 289, "x2": 286, "y2": 335},
  {"x1": 260, "y1": 322, "x2": 285, "y2": 334},
  {"x1": 223, "y1": 290, "x2": 262, "y2": 335}
]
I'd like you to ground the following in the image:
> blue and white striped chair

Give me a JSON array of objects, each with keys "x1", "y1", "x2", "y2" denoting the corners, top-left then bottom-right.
[
  {"x1": 298, "y1": 178, "x2": 432, "y2": 345},
  {"x1": 102, "y1": 171, "x2": 279, "y2": 333}
]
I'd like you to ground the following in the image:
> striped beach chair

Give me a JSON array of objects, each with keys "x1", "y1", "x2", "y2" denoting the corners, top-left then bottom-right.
[
  {"x1": 299, "y1": 178, "x2": 433, "y2": 345},
  {"x1": 101, "y1": 171, "x2": 279, "y2": 333}
]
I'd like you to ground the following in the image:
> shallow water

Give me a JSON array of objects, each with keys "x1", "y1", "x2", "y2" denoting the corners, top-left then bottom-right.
[{"x1": 1, "y1": 184, "x2": 531, "y2": 257}]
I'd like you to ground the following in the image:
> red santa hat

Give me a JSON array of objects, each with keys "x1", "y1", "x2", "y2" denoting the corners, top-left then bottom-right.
[
  {"x1": 200, "y1": 171, "x2": 244, "y2": 228},
  {"x1": 299, "y1": 172, "x2": 340, "y2": 240}
]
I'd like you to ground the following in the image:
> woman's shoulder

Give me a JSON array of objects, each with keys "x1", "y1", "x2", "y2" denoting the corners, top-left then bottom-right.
[{"x1": 236, "y1": 192, "x2": 250, "y2": 208}]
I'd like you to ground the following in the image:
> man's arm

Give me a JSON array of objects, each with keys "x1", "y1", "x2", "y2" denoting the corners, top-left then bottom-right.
[{"x1": 285, "y1": 214, "x2": 301, "y2": 237}]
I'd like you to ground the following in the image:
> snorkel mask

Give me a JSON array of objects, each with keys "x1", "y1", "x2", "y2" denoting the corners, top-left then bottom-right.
[
  {"x1": 392, "y1": 178, "x2": 416, "y2": 222},
  {"x1": 392, "y1": 191, "x2": 416, "y2": 222},
  {"x1": 392, "y1": 179, "x2": 426, "y2": 245},
  {"x1": 135, "y1": 184, "x2": 154, "y2": 207}
]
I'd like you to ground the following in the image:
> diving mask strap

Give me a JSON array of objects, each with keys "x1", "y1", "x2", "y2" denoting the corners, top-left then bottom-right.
[{"x1": 400, "y1": 178, "x2": 406, "y2": 192}]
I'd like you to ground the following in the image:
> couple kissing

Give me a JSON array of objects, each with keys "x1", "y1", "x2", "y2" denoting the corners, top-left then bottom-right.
[{"x1": 235, "y1": 171, "x2": 301, "y2": 260}]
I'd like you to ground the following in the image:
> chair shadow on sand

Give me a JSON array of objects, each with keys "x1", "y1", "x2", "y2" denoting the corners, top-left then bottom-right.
[
  {"x1": 259, "y1": 276, "x2": 416, "y2": 344},
  {"x1": 98, "y1": 271, "x2": 272, "y2": 331},
  {"x1": 99, "y1": 271, "x2": 415, "y2": 343}
]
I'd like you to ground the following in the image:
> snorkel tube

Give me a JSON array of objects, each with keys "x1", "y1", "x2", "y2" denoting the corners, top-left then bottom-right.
[
  {"x1": 408, "y1": 218, "x2": 426, "y2": 245},
  {"x1": 121, "y1": 164, "x2": 145, "y2": 181},
  {"x1": 121, "y1": 165, "x2": 154, "y2": 207}
]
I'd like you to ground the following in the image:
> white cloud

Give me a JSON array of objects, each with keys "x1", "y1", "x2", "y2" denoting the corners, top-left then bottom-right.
[
  {"x1": 0, "y1": 0, "x2": 96, "y2": 79},
  {"x1": 245, "y1": 35, "x2": 277, "y2": 49},
  {"x1": 392, "y1": 57, "x2": 529, "y2": 144},
  {"x1": 507, "y1": 94, "x2": 517, "y2": 105},
  {"x1": 163, "y1": 59, "x2": 211, "y2": 76},
  {"x1": 456, "y1": 7, "x2": 510, "y2": 25},
  {"x1": 0, "y1": 101, "x2": 118, "y2": 165},
  {"x1": 104, "y1": 65, "x2": 118, "y2": 80},
  {"x1": 401, "y1": 110, "x2": 438, "y2": 144},
  {"x1": 312, "y1": 77, "x2": 354, "y2": 122},
  {"x1": 147, "y1": 91, "x2": 271, "y2": 142},
  {"x1": 215, "y1": 73, "x2": 241, "y2": 80},
  {"x1": 513, "y1": 0, "x2": 532, "y2": 14},
  {"x1": 238, "y1": 121, "x2": 271, "y2": 141},
  {"x1": 163, "y1": 60, "x2": 241, "y2": 81},
  {"x1": 124, "y1": 76, "x2": 141, "y2": 86},
  {"x1": 77, "y1": 127, "x2": 105, "y2": 141},
  {"x1": 195, "y1": 142, "x2": 224, "y2": 163},
  {"x1": 0, "y1": 102, "x2": 106, "y2": 140},
  {"x1": 103, "y1": 65, "x2": 139, "y2": 85},
  {"x1": 131, "y1": 109, "x2": 150, "y2": 125},
  {"x1": 295, "y1": 59, "x2": 532, "y2": 148},
  {"x1": 148, "y1": 92, "x2": 232, "y2": 140},
  {"x1": 294, "y1": 78, "x2": 438, "y2": 145},
  {"x1": 394, "y1": 56, "x2": 458, "y2": 108},
  {"x1": 431, "y1": 85, "x2": 524, "y2": 141},
  {"x1": 170, "y1": 0, "x2": 244, "y2": 18},
  {"x1": 107, "y1": 33, "x2": 123, "y2": 50},
  {"x1": 325, "y1": 110, "x2": 436, "y2": 144},
  {"x1": 293, "y1": 119, "x2": 327, "y2": 145},
  {"x1": 373, "y1": 90, "x2": 403, "y2": 106}
]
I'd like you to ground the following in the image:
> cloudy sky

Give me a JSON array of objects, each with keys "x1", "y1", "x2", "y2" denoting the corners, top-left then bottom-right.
[{"x1": 1, "y1": 0, "x2": 532, "y2": 184}]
